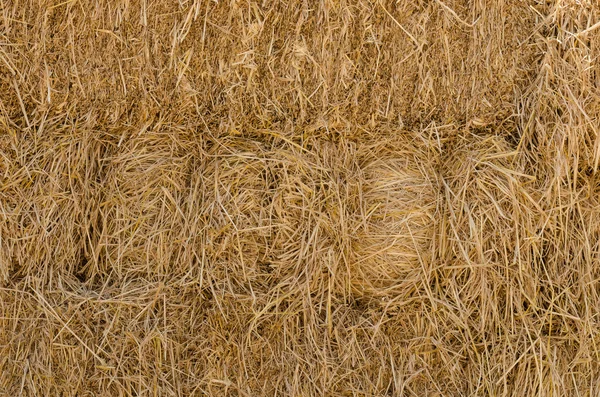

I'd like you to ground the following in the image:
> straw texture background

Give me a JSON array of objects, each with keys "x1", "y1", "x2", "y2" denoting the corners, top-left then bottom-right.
[{"x1": 1, "y1": 0, "x2": 600, "y2": 395}]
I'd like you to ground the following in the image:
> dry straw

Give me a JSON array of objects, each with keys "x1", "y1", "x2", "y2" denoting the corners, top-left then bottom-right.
[{"x1": 1, "y1": 0, "x2": 600, "y2": 395}]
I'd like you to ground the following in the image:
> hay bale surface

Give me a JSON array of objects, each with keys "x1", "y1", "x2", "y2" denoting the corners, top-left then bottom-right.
[{"x1": 2, "y1": 0, "x2": 600, "y2": 395}]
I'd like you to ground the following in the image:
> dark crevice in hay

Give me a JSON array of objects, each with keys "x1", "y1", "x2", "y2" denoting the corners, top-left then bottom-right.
[
  {"x1": 258, "y1": 261, "x2": 273, "y2": 276},
  {"x1": 6, "y1": 257, "x2": 24, "y2": 285},
  {"x1": 75, "y1": 248, "x2": 89, "y2": 284},
  {"x1": 502, "y1": 126, "x2": 521, "y2": 150},
  {"x1": 349, "y1": 295, "x2": 373, "y2": 313}
]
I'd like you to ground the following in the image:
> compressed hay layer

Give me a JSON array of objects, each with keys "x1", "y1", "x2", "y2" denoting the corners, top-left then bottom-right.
[{"x1": 1, "y1": 0, "x2": 600, "y2": 395}]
